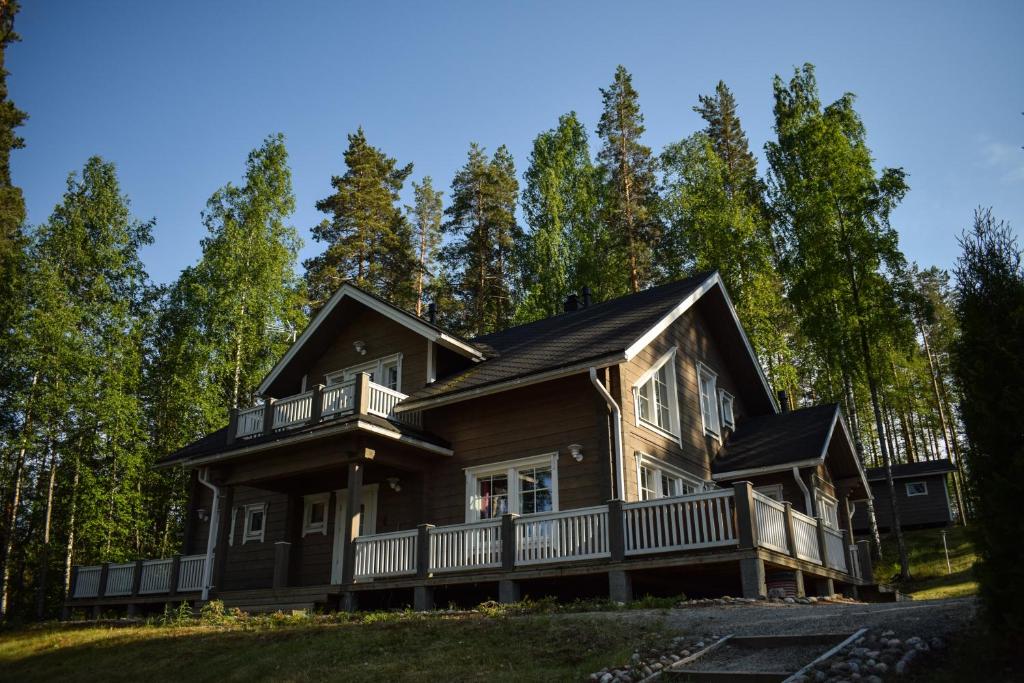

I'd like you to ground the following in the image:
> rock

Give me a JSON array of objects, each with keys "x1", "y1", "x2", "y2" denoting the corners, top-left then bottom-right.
[
  {"x1": 599, "y1": 674, "x2": 613, "y2": 683},
  {"x1": 895, "y1": 660, "x2": 908, "y2": 675},
  {"x1": 906, "y1": 636, "x2": 923, "y2": 647},
  {"x1": 887, "y1": 638, "x2": 902, "y2": 648},
  {"x1": 641, "y1": 666, "x2": 652, "y2": 677},
  {"x1": 874, "y1": 662, "x2": 888, "y2": 674},
  {"x1": 680, "y1": 650, "x2": 691, "y2": 658},
  {"x1": 784, "y1": 597, "x2": 796, "y2": 604},
  {"x1": 867, "y1": 677, "x2": 883, "y2": 683},
  {"x1": 881, "y1": 630, "x2": 895, "y2": 638},
  {"x1": 814, "y1": 671, "x2": 827, "y2": 682}
]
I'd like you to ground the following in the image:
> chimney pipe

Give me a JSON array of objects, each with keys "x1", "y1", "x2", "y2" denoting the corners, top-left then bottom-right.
[
  {"x1": 582, "y1": 286, "x2": 592, "y2": 308},
  {"x1": 427, "y1": 302, "x2": 437, "y2": 325},
  {"x1": 563, "y1": 294, "x2": 580, "y2": 313},
  {"x1": 778, "y1": 390, "x2": 790, "y2": 413}
]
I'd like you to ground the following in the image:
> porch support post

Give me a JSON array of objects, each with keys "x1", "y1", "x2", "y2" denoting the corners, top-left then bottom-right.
[
  {"x1": 340, "y1": 591, "x2": 358, "y2": 612},
  {"x1": 856, "y1": 540, "x2": 873, "y2": 580},
  {"x1": 68, "y1": 565, "x2": 79, "y2": 602},
  {"x1": 413, "y1": 586, "x2": 434, "y2": 611},
  {"x1": 814, "y1": 577, "x2": 835, "y2": 597},
  {"x1": 793, "y1": 569, "x2": 806, "y2": 598},
  {"x1": 308, "y1": 384, "x2": 324, "y2": 426},
  {"x1": 168, "y1": 555, "x2": 182, "y2": 598},
  {"x1": 213, "y1": 486, "x2": 234, "y2": 594},
  {"x1": 608, "y1": 569, "x2": 633, "y2": 603},
  {"x1": 839, "y1": 489, "x2": 855, "y2": 540},
  {"x1": 416, "y1": 524, "x2": 433, "y2": 579},
  {"x1": 815, "y1": 517, "x2": 829, "y2": 568},
  {"x1": 739, "y1": 557, "x2": 766, "y2": 599},
  {"x1": 273, "y1": 542, "x2": 292, "y2": 589},
  {"x1": 499, "y1": 579, "x2": 521, "y2": 604},
  {"x1": 97, "y1": 563, "x2": 110, "y2": 600},
  {"x1": 262, "y1": 398, "x2": 277, "y2": 436},
  {"x1": 607, "y1": 499, "x2": 625, "y2": 562},
  {"x1": 130, "y1": 559, "x2": 144, "y2": 598},
  {"x1": 731, "y1": 481, "x2": 757, "y2": 549},
  {"x1": 355, "y1": 373, "x2": 371, "y2": 415},
  {"x1": 500, "y1": 513, "x2": 518, "y2": 571},
  {"x1": 341, "y1": 459, "x2": 365, "y2": 586},
  {"x1": 783, "y1": 502, "x2": 799, "y2": 558}
]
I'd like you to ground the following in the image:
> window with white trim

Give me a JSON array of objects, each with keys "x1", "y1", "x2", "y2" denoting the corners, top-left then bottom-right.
[
  {"x1": 635, "y1": 453, "x2": 705, "y2": 501},
  {"x1": 633, "y1": 348, "x2": 680, "y2": 438},
  {"x1": 325, "y1": 352, "x2": 402, "y2": 391},
  {"x1": 697, "y1": 363, "x2": 720, "y2": 438},
  {"x1": 905, "y1": 481, "x2": 928, "y2": 497},
  {"x1": 243, "y1": 503, "x2": 267, "y2": 544},
  {"x1": 228, "y1": 507, "x2": 238, "y2": 546},
  {"x1": 302, "y1": 493, "x2": 329, "y2": 537},
  {"x1": 815, "y1": 492, "x2": 839, "y2": 528},
  {"x1": 719, "y1": 390, "x2": 736, "y2": 430},
  {"x1": 465, "y1": 453, "x2": 559, "y2": 522}
]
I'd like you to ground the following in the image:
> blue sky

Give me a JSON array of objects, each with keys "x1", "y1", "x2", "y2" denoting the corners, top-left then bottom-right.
[{"x1": 11, "y1": 1, "x2": 1023, "y2": 285}]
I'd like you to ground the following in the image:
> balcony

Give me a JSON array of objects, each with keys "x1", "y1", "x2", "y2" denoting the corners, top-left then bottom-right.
[
  {"x1": 70, "y1": 554, "x2": 210, "y2": 603},
  {"x1": 229, "y1": 373, "x2": 422, "y2": 443}
]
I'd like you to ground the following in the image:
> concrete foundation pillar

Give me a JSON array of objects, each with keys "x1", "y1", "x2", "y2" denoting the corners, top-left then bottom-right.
[
  {"x1": 793, "y1": 569, "x2": 806, "y2": 598},
  {"x1": 608, "y1": 569, "x2": 633, "y2": 603},
  {"x1": 413, "y1": 585, "x2": 434, "y2": 611},
  {"x1": 498, "y1": 579, "x2": 521, "y2": 604},
  {"x1": 127, "y1": 603, "x2": 139, "y2": 618},
  {"x1": 814, "y1": 577, "x2": 835, "y2": 597},
  {"x1": 339, "y1": 591, "x2": 358, "y2": 612},
  {"x1": 92, "y1": 604, "x2": 102, "y2": 620},
  {"x1": 739, "y1": 557, "x2": 766, "y2": 599},
  {"x1": 842, "y1": 584, "x2": 860, "y2": 600}
]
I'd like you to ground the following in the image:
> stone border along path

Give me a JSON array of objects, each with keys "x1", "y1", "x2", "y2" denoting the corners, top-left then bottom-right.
[{"x1": 582, "y1": 596, "x2": 975, "y2": 682}]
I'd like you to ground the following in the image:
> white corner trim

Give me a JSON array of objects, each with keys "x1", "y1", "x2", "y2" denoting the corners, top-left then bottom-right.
[{"x1": 257, "y1": 284, "x2": 483, "y2": 396}]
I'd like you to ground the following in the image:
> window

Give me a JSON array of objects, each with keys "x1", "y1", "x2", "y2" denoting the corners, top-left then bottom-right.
[
  {"x1": 243, "y1": 503, "x2": 267, "y2": 544},
  {"x1": 635, "y1": 453, "x2": 705, "y2": 501},
  {"x1": 697, "y1": 363, "x2": 720, "y2": 438},
  {"x1": 303, "y1": 493, "x2": 329, "y2": 537},
  {"x1": 228, "y1": 507, "x2": 238, "y2": 546},
  {"x1": 815, "y1": 492, "x2": 839, "y2": 528},
  {"x1": 719, "y1": 390, "x2": 736, "y2": 430},
  {"x1": 326, "y1": 353, "x2": 403, "y2": 391},
  {"x1": 633, "y1": 348, "x2": 680, "y2": 439},
  {"x1": 755, "y1": 484, "x2": 784, "y2": 502},
  {"x1": 906, "y1": 481, "x2": 928, "y2": 497},
  {"x1": 465, "y1": 453, "x2": 559, "y2": 522}
]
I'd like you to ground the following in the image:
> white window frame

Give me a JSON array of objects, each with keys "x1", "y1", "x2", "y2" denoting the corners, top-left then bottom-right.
[
  {"x1": 719, "y1": 389, "x2": 736, "y2": 430},
  {"x1": 302, "y1": 493, "x2": 330, "y2": 537},
  {"x1": 815, "y1": 491, "x2": 839, "y2": 528},
  {"x1": 242, "y1": 502, "x2": 267, "y2": 544},
  {"x1": 325, "y1": 352, "x2": 403, "y2": 392},
  {"x1": 632, "y1": 347, "x2": 681, "y2": 443},
  {"x1": 755, "y1": 484, "x2": 784, "y2": 502},
  {"x1": 696, "y1": 362, "x2": 721, "y2": 440},
  {"x1": 228, "y1": 507, "x2": 238, "y2": 546},
  {"x1": 905, "y1": 481, "x2": 928, "y2": 497},
  {"x1": 634, "y1": 452, "x2": 706, "y2": 501},
  {"x1": 464, "y1": 453, "x2": 560, "y2": 523}
]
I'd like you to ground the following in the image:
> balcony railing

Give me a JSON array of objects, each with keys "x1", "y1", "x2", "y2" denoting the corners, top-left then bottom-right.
[
  {"x1": 231, "y1": 373, "x2": 422, "y2": 441},
  {"x1": 69, "y1": 555, "x2": 210, "y2": 600}
]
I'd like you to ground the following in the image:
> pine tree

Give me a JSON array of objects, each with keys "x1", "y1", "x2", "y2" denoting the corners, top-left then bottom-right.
[
  {"x1": 596, "y1": 66, "x2": 660, "y2": 294},
  {"x1": 0, "y1": 0, "x2": 27, "y2": 324},
  {"x1": 305, "y1": 128, "x2": 416, "y2": 309},
  {"x1": 952, "y1": 208, "x2": 1024, "y2": 649},
  {"x1": 440, "y1": 143, "x2": 523, "y2": 336},
  {"x1": 407, "y1": 177, "x2": 443, "y2": 317},
  {"x1": 694, "y1": 81, "x2": 765, "y2": 209},
  {"x1": 518, "y1": 112, "x2": 605, "y2": 321}
]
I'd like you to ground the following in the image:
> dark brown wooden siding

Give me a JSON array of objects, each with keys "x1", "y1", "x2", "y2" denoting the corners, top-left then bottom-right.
[{"x1": 853, "y1": 474, "x2": 953, "y2": 531}]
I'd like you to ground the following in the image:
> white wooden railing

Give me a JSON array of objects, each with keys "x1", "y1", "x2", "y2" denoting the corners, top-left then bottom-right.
[
  {"x1": 236, "y1": 406, "x2": 263, "y2": 438},
  {"x1": 624, "y1": 489, "x2": 737, "y2": 556},
  {"x1": 824, "y1": 527, "x2": 848, "y2": 572},
  {"x1": 848, "y1": 545, "x2": 861, "y2": 580},
  {"x1": 791, "y1": 509, "x2": 821, "y2": 563},
  {"x1": 177, "y1": 555, "x2": 207, "y2": 592},
  {"x1": 273, "y1": 391, "x2": 313, "y2": 430},
  {"x1": 104, "y1": 563, "x2": 135, "y2": 596},
  {"x1": 354, "y1": 529, "x2": 419, "y2": 579},
  {"x1": 73, "y1": 565, "x2": 102, "y2": 598},
  {"x1": 752, "y1": 492, "x2": 789, "y2": 554},
  {"x1": 321, "y1": 380, "x2": 356, "y2": 418},
  {"x1": 138, "y1": 558, "x2": 173, "y2": 594},
  {"x1": 366, "y1": 383, "x2": 405, "y2": 421},
  {"x1": 514, "y1": 506, "x2": 609, "y2": 566},
  {"x1": 430, "y1": 520, "x2": 502, "y2": 573}
]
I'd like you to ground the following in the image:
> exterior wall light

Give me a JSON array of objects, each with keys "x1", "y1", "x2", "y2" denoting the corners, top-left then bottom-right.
[
  {"x1": 387, "y1": 477, "x2": 401, "y2": 492},
  {"x1": 568, "y1": 444, "x2": 583, "y2": 462},
  {"x1": 196, "y1": 508, "x2": 210, "y2": 522},
  {"x1": 353, "y1": 340, "x2": 367, "y2": 355}
]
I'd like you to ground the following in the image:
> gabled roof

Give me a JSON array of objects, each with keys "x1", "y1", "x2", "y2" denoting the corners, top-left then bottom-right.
[
  {"x1": 257, "y1": 283, "x2": 484, "y2": 397},
  {"x1": 865, "y1": 459, "x2": 956, "y2": 482},
  {"x1": 399, "y1": 271, "x2": 778, "y2": 413}
]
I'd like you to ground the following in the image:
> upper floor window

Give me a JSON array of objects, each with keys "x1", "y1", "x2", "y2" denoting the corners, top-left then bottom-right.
[
  {"x1": 719, "y1": 390, "x2": 736, "y2": 430},
  {"x1": 697, "y1": 363, "x2": 720, "y2": 438},
  {"x1": 326, "y1": 353, "x2": 402, "y2": 392},
  {"x1": 465, "y1": 453, "x2": 559, "y2": 522},
  {"x1": 243, "y1": 503, "x2": 267, "y2": 544},
  {"x1": 635, "y1": 452, "x2": 705, "y2": 501},
  {"x1": 302, "y1": 493, "x2": 330, "y2": 537},
  {"x1": 905, "y1": 481, "x2": 928, "y2": 497},
  {"x1": 815, "y1": 492, "x2": 839, "y2": 528},
  {"x1": 633, "y1": 348, "x2": 680, "y2": 439}
]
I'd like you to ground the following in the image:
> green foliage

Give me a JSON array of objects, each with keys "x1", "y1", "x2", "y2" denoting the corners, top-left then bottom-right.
[
  {"x1": 951, "y1": 208, "x2": 1024, "y2": 648},
  {"x1": 407, "y1": 176, "x2": 443, "y2": 316},
  {"x1": 440, "y1": 143, "x2": 523, "y2": 336},
  {"x1": 0, "y1": 0, "x2": 26, "y2": 291},
  {"x1": 305, "y1": 128, "x2": 416, "y2": 310}
]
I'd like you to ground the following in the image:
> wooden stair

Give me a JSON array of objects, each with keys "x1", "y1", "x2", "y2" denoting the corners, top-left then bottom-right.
[{"x1": 217, "y1": 584, "x2": 341, "y2": 614}]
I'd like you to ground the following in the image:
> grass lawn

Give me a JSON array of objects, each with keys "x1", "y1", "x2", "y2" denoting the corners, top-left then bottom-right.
[
  {"x1": 0, "y1": 609, "x2": 671, "y2": 683},
  {"x1": 870, "y1": 524, "x2": 978, "y2": 600}
]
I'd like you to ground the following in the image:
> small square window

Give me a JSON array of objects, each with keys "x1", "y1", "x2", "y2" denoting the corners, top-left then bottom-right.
[
  {"x1": 906, "y1": 481, "x2": 928, "y2": 497},
  {"x1": 243, "y1": 503, "x2": 267, "y2": 544},
  {"x1": 303, "y1": 494, "x2": 329, "y2": 537},
  {"x1": 719, "y1": 391, "x2": 735, "y2": 429},
  {"x1": 698, "y1": 364, "x2": 720, "y2": 437}
]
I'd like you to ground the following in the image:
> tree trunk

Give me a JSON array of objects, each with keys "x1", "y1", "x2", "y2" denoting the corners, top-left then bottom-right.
[
  {"x1": 63, "y1": 454, "x2": 80, "y2": 595},
  {"x1": 35, "y1": 443, "x2": 57, "y2": 619},
  {"x1": 0, "y1": 373, "x2": 37, "y2": 620},
  {"x1": 921, "y1": 324, "x2": 967, "y2": 523}
]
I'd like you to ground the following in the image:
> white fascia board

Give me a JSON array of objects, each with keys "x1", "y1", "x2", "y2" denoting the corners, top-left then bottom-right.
[
  {"x1": 257, "y1": 284, "x2": 483, "y2": 396},
  {"x1": 395, "y1": 353, "x2": 624, "y2": 412},
  {"x1": 834, "y1": 411, "x2": 871, "y2": 494},
  {"x1": 710, "y1": 458, "x2": 823, "y2": 481},
  {"x1": 623, "y1": 272, "x2": 779, "y2": 414}
]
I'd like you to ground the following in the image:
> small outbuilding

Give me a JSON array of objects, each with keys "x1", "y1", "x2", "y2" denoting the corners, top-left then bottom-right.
[{"x1": 852, "y1": 459, "x2": 957, "y2": 532}]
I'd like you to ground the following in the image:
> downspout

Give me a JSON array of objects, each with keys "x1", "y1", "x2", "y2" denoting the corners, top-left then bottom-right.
[
  {"x1": 590, "y1": 367, "x2": 624, "y2": 500},
  {"x1": 197, "y1": 467, "x2": 221, "y2": 602},
  {"x1": 793, "y1": 466, "x2": 814, "y2": 516}
]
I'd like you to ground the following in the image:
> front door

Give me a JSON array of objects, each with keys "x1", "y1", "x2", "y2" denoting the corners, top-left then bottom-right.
[{"x1": 330, "y1": 484, "x2": 379, "y2": 584}]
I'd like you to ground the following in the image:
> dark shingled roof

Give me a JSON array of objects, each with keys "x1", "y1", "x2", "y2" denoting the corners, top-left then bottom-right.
[
  {"x1": 404, "y1": 272, "x2": 714, "y2": 404},
  {"x1": 865, "y1": 458, "x2": 956, "y2": 481},
  {"x1": 712, "y1": 404, "x2": 840, "y2": 475},
  {"x1": 156, "y1": 413, "x2": 450, "y2": 467}
]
